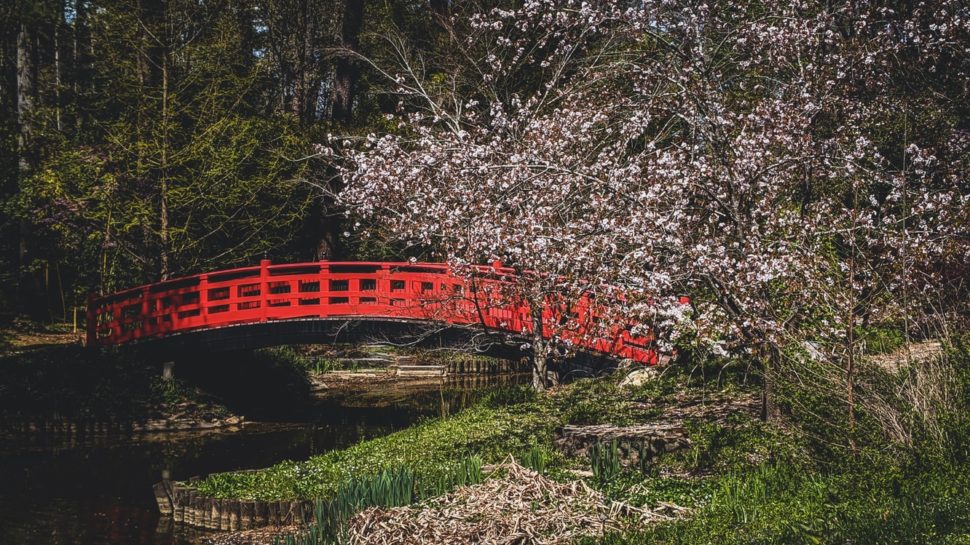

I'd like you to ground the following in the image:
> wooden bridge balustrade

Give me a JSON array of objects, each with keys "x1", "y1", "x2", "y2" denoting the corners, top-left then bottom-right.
[{"x1": 87, "y1": 261, "x2": 668, "y2": 364}]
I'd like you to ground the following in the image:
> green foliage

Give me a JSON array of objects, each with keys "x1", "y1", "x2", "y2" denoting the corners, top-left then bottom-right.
[
  {"x1": 603, "y1": 473, "x2": 715, "y2": 510},
  {"x1": 591, "y1": 440, "x2": 622, "y2": 486},
  {"x1": 521, "y1": 444, "x2": 551, "y2": 474},
  {"x1": 194, "y1": 363, "x2": 759, "y2": 501},
  {"x1": 858, "y1": 325, "x2": 906, "y2": 355},
  {"x1": 590, "y1": 455, "x2": 970, "y2": 545},
  {"x1": 584, "y1": 337, "x2": 970, "y2": 545},
  {"x1": 191, "y1": 370, "x2": 652, "y2": 499},
  {"x1": 479, "y1": 384, "x2": 537, "y2": 408},
  {"x1": 194, "y1": 398, "x2": 554, "y2": 500},
  {"x1": 201, "y1": 348, "x2": 970, "y2": 545}
]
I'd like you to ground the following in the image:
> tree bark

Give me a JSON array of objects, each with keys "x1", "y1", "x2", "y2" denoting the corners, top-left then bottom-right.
[
  {"x1": 314, "y1": 200, "x2": 342, "y2": 260},
  {"x1": 761, "y1": 347, "x2": 782, "y2": 422},
  {"x1": 291, "y1": 0, "x2": 319, "y2": 125},
  {"x1": 531, "y1": 300, "x2": 549, "y2": 390},
  {"x1": 54, "y1": 1, "x2": 63, "y2": 132},
  {"x1": 159, "y1": 48, "x2": 171, "y2": 279},
  {"x1": 137, "y1": 0, "x2": 168, "y2": 279},
  {"x1": 331, "y1": 0, "x2": 363, "y2": 125},
  {"x1": 16, "y1": 20, "x2": 38, "y2": 305},
  {"x1": 73, "y1": 0, "x2": 91, "y2": 132}
]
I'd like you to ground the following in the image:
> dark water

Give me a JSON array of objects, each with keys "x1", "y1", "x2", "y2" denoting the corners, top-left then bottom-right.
[{"x1": 0, "y1": 375, "x2": 525, "y2": 545}]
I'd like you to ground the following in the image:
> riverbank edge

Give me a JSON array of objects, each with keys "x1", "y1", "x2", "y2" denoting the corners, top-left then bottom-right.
[
  {"x1": 0, "y1": 414, "x2": 246, "y2": 438},
  {"x1": 154, "y1": 368, "x2": 760, "y2": 535},
  {"x1": 154, "y1": 479, "x2": 313, "y2": 531},
  {"x1": 152, "y1": 419, "x2": 696, "y2": 532}
]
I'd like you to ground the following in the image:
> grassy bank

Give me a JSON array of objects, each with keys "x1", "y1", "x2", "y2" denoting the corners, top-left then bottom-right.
[
  {"x1": 195, "y1": 366, "x2": 763, "y2": 501},
  {"x1": 586, "y1": 339, "x2": 970, "y2": 545},
  {"x1": 199, "y1": 339, "x2": 970, "y2": 545}
]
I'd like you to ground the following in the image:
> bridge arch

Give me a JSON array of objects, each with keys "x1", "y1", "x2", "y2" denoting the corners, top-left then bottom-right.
[{"x1": 87, "y1": 260, "x2": 663, "y2": 364}]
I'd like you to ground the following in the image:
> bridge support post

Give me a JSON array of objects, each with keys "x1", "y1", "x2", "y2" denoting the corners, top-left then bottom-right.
[
  {"x1": 260, "y1": 259, "x2": 271, "y2": 323},
  {"x1": 162, "y1": 361, "x2": 175, "y2": 381}
]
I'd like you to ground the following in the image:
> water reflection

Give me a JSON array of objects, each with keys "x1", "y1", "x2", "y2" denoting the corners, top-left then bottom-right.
[{"x1": 0, "y1": 374, "x2": 527, "y2": 545}]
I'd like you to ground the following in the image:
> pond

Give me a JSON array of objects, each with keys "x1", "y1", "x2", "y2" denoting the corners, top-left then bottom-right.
[{"x1": 0, "y1": 374, "x2": 527, "y2": 545}]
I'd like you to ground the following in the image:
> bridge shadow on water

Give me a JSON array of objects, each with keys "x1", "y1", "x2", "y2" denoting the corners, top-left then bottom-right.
[
  {"x1": 0, "y1": 341, "x2": 533, "y2": 545},
  {"x1": 145, "y1": 317, "x2": 621, "y2": 421},
  {"x1": 174, "y1": 349, "x2": 316, "y2": 422}
]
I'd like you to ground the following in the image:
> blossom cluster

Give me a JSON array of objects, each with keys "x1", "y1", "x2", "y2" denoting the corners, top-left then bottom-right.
[{"x1": 333, "y1": 0, "x2": 969, "y2": 357}]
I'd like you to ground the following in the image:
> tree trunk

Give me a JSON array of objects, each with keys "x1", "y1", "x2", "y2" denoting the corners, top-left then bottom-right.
[
  {"x1": 314, "y1": 201, "x2": 341, "y2": 260},
  {"x1": 138, "y1": 0, "x2": 167, "y2": 278},
  {"x1": 159, "y1": 49, "x2": 171, "y2": 279},
  {"x1": 16, "y1": 20, "x2": 37, "y2": 308},
  {"x1": 54, "y1": 1, "x2": 63, "y2": 132},
  {"x1": 846, "y1": 315, "x2": 856, "y2": 451},
  {"x1": 331, "y1": 0, "x2": 363, "y2": 125},
  {"x1": 316, "y1": 0, "x2": 363, "y2": 260},
  {"x1": 291, "y1": 0, "x2": 319, "y2": 125},
  {"x1": 531, "y1": 301, "x2": 549, "y2": 390},
  {"x1": 761, "y1": 347, "x2": 781, "y2": 422}
]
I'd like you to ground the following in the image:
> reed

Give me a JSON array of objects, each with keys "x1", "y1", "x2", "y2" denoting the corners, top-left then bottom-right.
[
  {"x1": 590, "y1": 440, "x2": 621, "y2": 485},
  {"x1": 522, "y1": 444, "x2": 550, "y2": 474}
]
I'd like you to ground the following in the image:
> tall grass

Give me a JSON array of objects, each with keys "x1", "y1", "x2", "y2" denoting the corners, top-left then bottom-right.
[
  {"x1": 522, "y1": 444, "x2": 550, "y2": 473},
  {"x1": 591, "y1": 440, "x2": 621, "y2": 485},
  {"x1": 275, "y1": 455, "x2": 483, "y2": 545}
]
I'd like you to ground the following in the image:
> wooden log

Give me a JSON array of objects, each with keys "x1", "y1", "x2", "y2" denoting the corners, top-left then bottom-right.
[
  {"x1": 267, "y1": 501, "x2": 279, "y2": 526},
  {"x1": 555, "y1": 423, "x2": 690, "y2": 469},
  {"x1": 219, "y1": 499, "x2": 230, "y2": 531},
  {"x1": 195, "y1": 493, "x2": 206, "y2": 528},
  {"x1": 172, "y1": 486, "x2": 186, "y2": 523},
  {"x1": 153, "y1": 480, "x2": 174, "y2": 516},
  {"x1": 228, "y1": 500, "x2": 240, "y2": 530},
  {"x1": 254, "y1": 501, "x2": 268, "y2": 527},
  {"x1": 239, "y1": 501, "x2": 255, "y2": 530},
  {"x1": 199, "y1": 495, "x2": 210, "y2": 529},
  {"x1": 185, "y1": 489, "x2": 197, "y2": 526},
  {"x1": 296, "y1": 500, "x2": 313, "y2": 524},
  {"x1": 206, "y1": 498, "x2": 219, "y2": 529}
]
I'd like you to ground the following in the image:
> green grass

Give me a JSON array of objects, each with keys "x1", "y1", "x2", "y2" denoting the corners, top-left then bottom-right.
[
  {"x1": 588, "y1": 456, "x2": 970, "y2": 545},
  {"x1": 584, "y1": 338, "x2": 970, "y2": 545},
  {"x1": 195, "y1": 393, "x2": 558, "y2": 500},
  {"x1": 194, "y1": 371, "x2": 718, "y2": 501},
  {"x1": 591, "y1": 440, "x2": 622, "y2": 485}
]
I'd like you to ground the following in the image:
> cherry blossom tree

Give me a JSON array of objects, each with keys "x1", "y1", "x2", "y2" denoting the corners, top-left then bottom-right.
[{"x1": 327, "y1": 0, "x2": 969, "y2": 413}]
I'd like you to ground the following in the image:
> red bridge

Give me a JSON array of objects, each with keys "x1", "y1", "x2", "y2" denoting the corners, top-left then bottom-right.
[{"x1": 87, "y1": 260, "x2": 666, "y2": 364}]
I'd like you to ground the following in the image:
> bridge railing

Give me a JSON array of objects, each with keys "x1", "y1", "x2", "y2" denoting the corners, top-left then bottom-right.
[{"x1": 87, "y1": 261, "x2": 664, "y2": 363}]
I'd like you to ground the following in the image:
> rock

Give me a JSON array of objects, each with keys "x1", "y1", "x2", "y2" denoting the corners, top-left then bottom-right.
[
  {"x1": 619, "y1": 367, "x2": 661, "y2": 388},
  {"x1": 556, "y1": 423, "x2": 690, "y2": 468}
]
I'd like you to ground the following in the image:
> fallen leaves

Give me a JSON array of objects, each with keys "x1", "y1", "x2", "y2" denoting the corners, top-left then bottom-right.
[{"x1": 347, "y1": 460, "x2": 680, "y2": 544}]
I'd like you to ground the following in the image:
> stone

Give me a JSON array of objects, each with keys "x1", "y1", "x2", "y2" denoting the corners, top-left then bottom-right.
[
  {"x1": 618, "y1": 367, "x2": 661, "y2": 388},
  {"x1": 555, "y1": 423, "x2": 690, "y2": 469}
]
